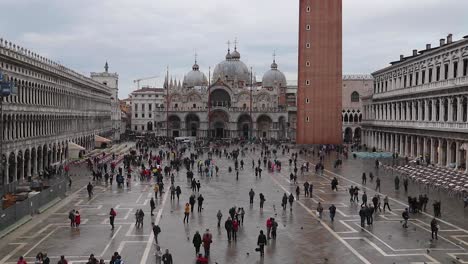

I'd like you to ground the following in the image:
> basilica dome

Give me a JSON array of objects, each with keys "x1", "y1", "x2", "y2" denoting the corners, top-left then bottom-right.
[
  {"x1": 262, "y1": 60, "x2": 287, "y2": 88},
  {"x1": 183, "y1": 62, "x2": 208, "y2": 88},
  {"x1": 212, "y1": 47, "x2": 250, "y2": 85}
]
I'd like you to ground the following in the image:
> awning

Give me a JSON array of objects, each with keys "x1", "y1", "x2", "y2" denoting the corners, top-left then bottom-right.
[
  {"x1": 68, "y1": 142, "x2": 85, "y2": 150},
  {"x1": 95, "y1": 135, "x2": 112, "y2": 143}
]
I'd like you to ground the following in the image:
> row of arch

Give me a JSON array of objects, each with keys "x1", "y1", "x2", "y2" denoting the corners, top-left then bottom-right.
[
  {"x1": 342, "y1": 112, "x2": 362, "y2": 123},
  {"x1": 343, "y1": 127, "x2": 361, "y2": 143},
  {"x1": 1, "y1": 114, "x2": 111, "y2": 142},
  {"x1": 145, "y1": 111, "x2": 288, "y2": 139},
  {"x1": 364, "y1": 130, "x2": 468, "y2": 170},
  {"x1": 1, "y1": 135, "x2": 94, "y2": 184},
  {"x1": 365, "y1": 96, "x2": 468, "y2": 123}
]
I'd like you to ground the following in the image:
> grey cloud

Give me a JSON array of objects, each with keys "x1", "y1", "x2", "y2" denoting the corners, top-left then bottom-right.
[{"x1": 0, "y1": 0, "x2": 467, "y2": 97}]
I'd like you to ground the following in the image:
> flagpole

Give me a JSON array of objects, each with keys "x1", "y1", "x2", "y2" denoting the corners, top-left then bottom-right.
[
  {"x1": 207, "y1": 66, "x2": 211, "y2": 138},
  {"x1": 165, "y1": 66, "x2": 169, "y2": 138},
  {"x1": 250, "y1": 67, "x2": 253, "y2": 140}
]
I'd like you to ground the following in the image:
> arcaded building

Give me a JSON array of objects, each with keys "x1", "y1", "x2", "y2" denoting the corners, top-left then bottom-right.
[
  {"x1": 296, "y1": 0, "x2": 342, "y2": 144},
  {"x1": 362, "y1": 34, "x2": 468, "y2": 169},
  {"x1": 0, "y1": 38, "x2": 113, "y2": 185}
]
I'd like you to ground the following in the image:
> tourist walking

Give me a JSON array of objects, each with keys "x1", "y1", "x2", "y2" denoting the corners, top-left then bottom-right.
[
  {"x1": 109, "y1": 208, "x2": 116, "y2": 230},
  {"x1": 197, "y1": 194, "x2": 204, "y2": 212},
  {"x1": 87, "y1": 182, "x2": 93, "y2": 198},
  {"x1": 402, "y1": 208, "x2": 409, "y2": 228},
  {"x1": 362, "y1": 173, "x2": 367, "y2": 185},
  {"x1": 189, "y1": 194, "x2": 196, "y2": 213},
  {"x1": 259, "y1": 193, "x2": 266, "y2": 209},
  {"x1": 225, "y1": 217, "x2": 233, "y2": 242},
  {"x1": 69, "y1": 209, "x2": 76, "y2": 227},
  {"x1": 317, "y1": 202, "x2": 323, "y2": 219},
  {"x1": 161, "y1": 249, "x2": 173, "y2": 264},
  {"x1": 256, "y1": 230, "x2": 267, "y2": 257},
  {"x1": 375, "y1": 177, "x2": 381, "y2": 192},
  {"x1": 430, "y1": 218, "x2": 439, "y2": 240},
  {"x1": 150, "y1": 197, "x2": 156, "y2": 216},
  {"x1": 202, "y1": 229, "x2": 213, "y2": 257},
  {"x1": 216, "y1": 210, "x2": 222, "y2": 227},
  {"x1": 183, "y1": 203, "x2": 190, "y2": 223},
  {"x1": 329, "y1": 204, "x2": 336, "y2": 222},
  {"x1": 192, "y1": 231, "x2": 202, "y2": 255},
  {"x1": 249, "y1": 189, "x2": 255, "y2": 205},
  {"x1": 281, "y1": 193, "x2": 288, "y2": 210},
  {"x1": 383, "y1": 196, "x2": 391, "y2": 212},
  {"x1": 152, "y1": 222, "x2": 161, "y2": 244}
]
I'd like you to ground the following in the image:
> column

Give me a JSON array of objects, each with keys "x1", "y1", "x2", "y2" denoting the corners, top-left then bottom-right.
[
  {"x1": 4, "y1": 158, "x2": 9, "y2": 185},
  {"x1": 416, "y1": 137, "x2": 421, "y2": 157},
  {"x1": 430, "y1": 138, "x2": 436, "y2": 164},
  {"x1": 448, "y1": 98, "x2": 454, "y2": 122},
  {"x1": 423, "y1": 137, "x2": 428, "y2": 159},
  {"x1": 424, "y1": 99, "x2": 429, "y2": 121},
  {"x1": 432, "y1": 99, "x2": 437, "y2": 121},
  {"x1": 457, "y1": 96, "x2": 463, "y2": 122},
  {"x1": 26, "y1": 154, "x2": 31, "y2": 178},
  {"x1": 439, "y1": 98, "x2": 444, "y2": 122},
  {"x1": 400, "y1": 135, "x2": 405, "y2": 156},
  {"x1": 410, "y1": 136, "x2": 415, "y2": 157},
  {"x1": 390, "y1": 133, "x2": 394, "y2": 153},
  {"x1": 438, "y1": 138, "x2": 443, "y2": 166},
  {"x1": 446, "y1": 140, "x2": 452, "y2": 167},
  {"x1": 455, "y1": 141, "x2": 461, "y2": 169}
]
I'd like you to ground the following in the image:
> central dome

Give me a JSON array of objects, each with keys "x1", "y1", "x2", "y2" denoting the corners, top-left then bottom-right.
[{"x1": 212, "y1": 47, "x2": 250, "y2": 85}]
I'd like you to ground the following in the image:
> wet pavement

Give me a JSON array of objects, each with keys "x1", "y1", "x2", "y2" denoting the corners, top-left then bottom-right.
[{"x1": 0, "y1": 145, "x2": 467, "y2": 264}]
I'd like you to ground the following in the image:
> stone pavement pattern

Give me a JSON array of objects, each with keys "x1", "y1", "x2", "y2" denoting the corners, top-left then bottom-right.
[{"x1": 0, "y1": 146, "x2": 467, "y2": 264}]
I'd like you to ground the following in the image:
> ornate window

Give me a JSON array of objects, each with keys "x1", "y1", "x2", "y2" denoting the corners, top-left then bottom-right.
[{"x1": 350, "y1": 91, "x2": 360, "y2": 102}]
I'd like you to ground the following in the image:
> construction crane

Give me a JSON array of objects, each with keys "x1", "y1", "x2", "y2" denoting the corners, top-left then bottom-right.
[{"x1": 133, "y1": 75, "x2": 159, "y2": 89}]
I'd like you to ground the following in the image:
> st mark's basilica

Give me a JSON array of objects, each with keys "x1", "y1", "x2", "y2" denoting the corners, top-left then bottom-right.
[{"x1": 157, "y1": 44, "x2": 295, "y2": 140}]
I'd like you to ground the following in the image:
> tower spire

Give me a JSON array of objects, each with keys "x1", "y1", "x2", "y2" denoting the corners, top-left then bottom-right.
[
  {"x1": 234, "y1": 37, "x2": 238, "y2": 51},
  {"x1": 104, "y1": 61, "x2": 109, "y2": 72}
]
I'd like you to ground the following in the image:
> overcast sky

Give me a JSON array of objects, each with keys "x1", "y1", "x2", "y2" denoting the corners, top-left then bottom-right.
[{"x1": 1, "y1": 0, "x2": 467, "y2": 98}]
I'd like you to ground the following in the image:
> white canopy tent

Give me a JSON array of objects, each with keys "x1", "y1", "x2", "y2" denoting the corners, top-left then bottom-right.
[
  {"x1": 95, "y1": 135, "x2": 112, "y2": 148},
  {"x1": 68, "y1": 142, "x2": 86, "y2": 160}
]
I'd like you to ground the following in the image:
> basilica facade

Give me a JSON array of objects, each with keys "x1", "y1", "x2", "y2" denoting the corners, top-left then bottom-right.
[{"x1": 151, "y1": 45, "x2": 295, "y2": 140}]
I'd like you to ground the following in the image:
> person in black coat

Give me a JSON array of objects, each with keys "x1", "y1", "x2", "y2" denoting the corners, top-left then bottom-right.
[
  {"x1": 359, "y1": 206, "x2": 366, "y2": 228},
  {"x1": 257, "y1": 230, "x2": 267, "y2": 257},
  {"x1": 225, "y1": 217, "x2": 233, "y2": 241},
  {"x1": 192, "y1": 231, "x2": 202, "y2": 255}
]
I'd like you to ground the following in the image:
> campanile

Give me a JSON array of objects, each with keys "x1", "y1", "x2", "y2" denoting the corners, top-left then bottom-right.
[{"x1": 296, "y1": 0, "x2": 342, "y2": 144}]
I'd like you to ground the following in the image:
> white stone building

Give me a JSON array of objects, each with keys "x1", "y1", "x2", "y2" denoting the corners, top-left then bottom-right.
[
  {"x1": 0, "y1": 38, "x2": 113, "y2": 185},
  {"x1": 129, "y1": 87, "x2": 166, "y2": 135},
  {"x1": 362, "y1": 34, "x2": 468, "y2": 169},
  {"x1": 342, "y1": 75, "x2": 373, "y2": 143},
  {"x1": 91, "y1": 62, "x2": 121, "y2": 140}
]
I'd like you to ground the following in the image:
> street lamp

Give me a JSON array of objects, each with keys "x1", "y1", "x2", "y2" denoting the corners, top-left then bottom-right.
[{"x1": 0, "y1": 70, "x2": 16, "y2": 191}]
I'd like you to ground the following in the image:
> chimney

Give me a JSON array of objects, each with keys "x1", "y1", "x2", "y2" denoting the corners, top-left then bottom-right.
[
  {"x1": 400, "y1": 54, "x2": 404, "y2": 61},
  {"x1": 440, "y1": 38, "x2": 445, "y2": 46},
  {"x1": 412, "y1": 49, "x2": 418, "y2": 56},
  {"x1": 426, "y1": 44, "x2": 431, "y2": 50},
  {"x1": 447, "y1": 33, "x2": 453, "y2": 44}
]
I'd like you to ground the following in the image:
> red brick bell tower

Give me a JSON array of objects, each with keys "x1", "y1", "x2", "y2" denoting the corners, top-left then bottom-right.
[{"x1": 296, "y1": 0, "x2": 342, "y2": 144}]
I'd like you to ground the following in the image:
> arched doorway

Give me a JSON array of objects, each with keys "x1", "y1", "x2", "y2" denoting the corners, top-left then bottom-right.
[
  {"x1": 210, "y1": 89, "x2": 231, "y2": 107},
  {"x1": 8, "y1": 152, "x2": 15, "y2": 183},
  {"x1": 354, "y1": 127, "x2": 361, "y2": 143},
  {"x1": 237, "y1": 114, "x2": 252, "y2": 139},
  {"x1": 168, "y1": 115, "x2": 181, "y2": 137},
  {"x1": 344, "y1": 127, "x2": 353, "y2": 143},
  {"x1": 185, "y1": 114, "x2": 200, "y2": 137},
  {"x1": 211, "y1": 110, "x2": 229, "y2": 138},
  {"x1": 257, "y1": 115, "x2": 272, "y2": 139}
]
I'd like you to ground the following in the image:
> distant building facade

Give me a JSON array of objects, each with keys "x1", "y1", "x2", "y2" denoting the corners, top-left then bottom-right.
[
  {"x1": 342, "y1": 75, "x2": 373, "y2": 143},
  {"x1": 362, "y1": 34, "x2": 468, "y2": 169},
  {"x1": 129, "y1": 87, "x2": 166, "y2": 135}
]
